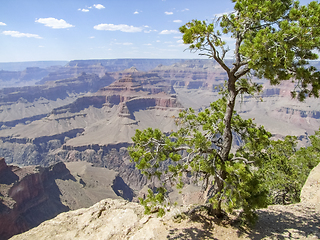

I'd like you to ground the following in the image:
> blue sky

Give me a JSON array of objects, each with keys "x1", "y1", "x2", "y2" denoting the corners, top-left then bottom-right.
[{"x1": 0, "y1": 0, "x2": 314, "y2": 62}]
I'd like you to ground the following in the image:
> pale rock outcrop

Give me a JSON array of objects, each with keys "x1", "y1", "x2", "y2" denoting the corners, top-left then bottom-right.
[
  {"x1": 10, "y1": 199, "x2": 175, "y2": 240},
  {"x1": 300, "y1": 162, "x2": 320, "y2": 209}
]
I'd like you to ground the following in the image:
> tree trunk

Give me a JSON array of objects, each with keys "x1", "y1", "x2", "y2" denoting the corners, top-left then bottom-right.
[
  {"x1": 221, "y1": 78, "x2": 237, "y2": 162},
  {"x1": 212, "y1": 76, "x2": 237, "y2": 216},
  {"x1": 210, "y1": 170, "x2": 227, "y2": 218}
]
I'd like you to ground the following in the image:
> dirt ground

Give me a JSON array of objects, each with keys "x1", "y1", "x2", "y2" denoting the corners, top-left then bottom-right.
[{"x1": 164, "y1": 202, "x2": 320, "y2": 240}]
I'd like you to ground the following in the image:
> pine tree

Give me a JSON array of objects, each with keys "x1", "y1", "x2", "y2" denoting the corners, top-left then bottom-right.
[{"x1": 129, "y1": 0, "x2": 320, "y2": 223}]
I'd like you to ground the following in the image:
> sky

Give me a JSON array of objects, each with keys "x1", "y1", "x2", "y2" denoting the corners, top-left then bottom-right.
[{"x1": 0, "y1": 0, "x2": 314, "y2": 62}]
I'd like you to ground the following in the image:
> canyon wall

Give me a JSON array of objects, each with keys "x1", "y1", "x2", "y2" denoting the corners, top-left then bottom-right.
[
  {"x1": 0, "y1": 158, "x2": 71, "y2": 239},
  {"x1": 0, "y1": 158, "x2": 130, "y2": 240}
]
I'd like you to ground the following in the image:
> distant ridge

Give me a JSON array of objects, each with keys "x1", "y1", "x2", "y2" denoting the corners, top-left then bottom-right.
[
  {"x1": 0, "y1": 61, "x2": 69, "y2": 71},
  {"x1": 67, "y1": 59, "x2": 186, "y2": 72}
]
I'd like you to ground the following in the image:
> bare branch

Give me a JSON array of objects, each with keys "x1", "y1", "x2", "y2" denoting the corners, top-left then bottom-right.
[
  {"x1": 230, "y1": 156, "x2": 254, "y2": 164},
  {"x1": 234, "y1": 66, "x2": 251, "y2": 79},
  {"x1": 206, "y1": 35, "x2": 230, "y2": 74}
]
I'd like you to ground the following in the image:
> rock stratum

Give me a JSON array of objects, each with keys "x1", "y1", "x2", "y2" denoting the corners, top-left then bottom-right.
[
  {"x1": 9, "y1": 162, "x2": 320, "y2": 240},
  {"x1": 0, "y1": 59, "x2": 319, "y2": 169}
]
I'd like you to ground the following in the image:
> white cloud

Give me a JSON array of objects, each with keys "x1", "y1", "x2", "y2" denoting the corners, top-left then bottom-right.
[
  {"x1": 0, "y1": 22, "x2": 6, "y2": 26},
  {"x1": 159, "y1": 30, "x2": 179, "y2": 34},
  {"x1": 134, "y1": 11, "x2": 139, "y2": 14},
  {"x1": 173, "y1": 20, "x2": 182, "y2": 23},
  {"x1": 144, "y1": 43, "x2": 152, "y2": 46},
  {"x1": 164, "y1": 11, "x2": 173, "y2": 15},
  {"x1": 79, "y1": 8, "x2": 89, "y2": 12},
  {"x1": 35, "y1": 18, "x2": 74, "y2": 29},
  {"x1": 181, "y1": 8, "x2": 189, "y2": 12},
  {"x1": 93, "y1": 4, "x2": 105, "y2": 9},
  {"x1": 94, "y1": 23, "x2": 142, "y2": 33},
  {"x1": 89, "y1": 36, "x2": 95, "y2": 39},
  {"x1": 3, "y1": 30, "x2": 42, "y2": 39},
  {"x1": 78, "y1": 4, "x2": 104, "y2": 12},
  {"x1": 144, "y1": 29, "x2": 157, "y2": 33},
  {"x1": 39, "y1": 45, "x2": 44, "y2": 48},
  {"x1": 115, "y1": 42, "x2": 133, "y2": 45}
]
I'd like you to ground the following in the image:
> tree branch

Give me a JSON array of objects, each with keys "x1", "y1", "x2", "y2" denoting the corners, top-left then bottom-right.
[
  {"x1": 230, "y1": 157, "x2": 254, "y2": 164},
  {"x1": 206, "y1": 35, "x2": 230, "y2": 74},
  {"x1": 234, "y1": 66, "x2": 251, "y2": 79}
]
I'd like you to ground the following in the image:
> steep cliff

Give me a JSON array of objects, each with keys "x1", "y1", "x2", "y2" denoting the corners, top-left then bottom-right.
[
  {"x1": 0, "y1": 72, "x2": 115, "y2": 129},
  {"x1": 0, "y1": 72, "x2": 181, "y2": 151},
  {"x1": 151, "y1": 59, "x2": 228, "y2": 91},
  {"x1": 37, "y1": 64, "x2": 108, "y2": 84},
  {"x1": 0, "y1": 158, "x2": 125, "y2": 240},
  {"x1": 0, "y1": 158, "x2": 71, "y2": 239}
]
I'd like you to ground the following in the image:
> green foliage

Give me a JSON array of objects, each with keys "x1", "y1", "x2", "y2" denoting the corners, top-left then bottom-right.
[
  {"x1": 139, "y1": 187, "x2": 167, "y2": 217},
  {"x1": 179, "y1": 0, "x2": 320, "y2": 101},
  {"x1": 129, "y1": 98, "x2": 270, "y2": 223},
  {"x1": 258, "y1": 130, "x2": 320, "y2": 205},
  {"x1": 259, "y1": 136, "x2": 300, "y2": 204},
  {"x1": 292, "y1": 128, "x2": 320, "y2": 183}
]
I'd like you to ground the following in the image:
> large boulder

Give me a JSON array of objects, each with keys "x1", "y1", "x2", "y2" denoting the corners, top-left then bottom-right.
[
  {"x1": 300, "y1": 162, "x2": 320, "y2": 208},
  {"x1": 10, "y1": 199, "x2": 170, "y2": 240}
]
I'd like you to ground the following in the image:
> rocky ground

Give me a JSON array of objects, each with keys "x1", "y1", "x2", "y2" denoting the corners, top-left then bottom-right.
[{"x1": 10, "y1": 162, "x2": 320, "y2": 240}]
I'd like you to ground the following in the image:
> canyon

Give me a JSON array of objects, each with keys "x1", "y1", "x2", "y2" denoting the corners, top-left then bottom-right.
[
  {"x1": 0, "y1": 157, "x2": 127, "y2": 239},
  {"x1": 0, "y1": 59, "x2": 320, "y2": 239}
]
